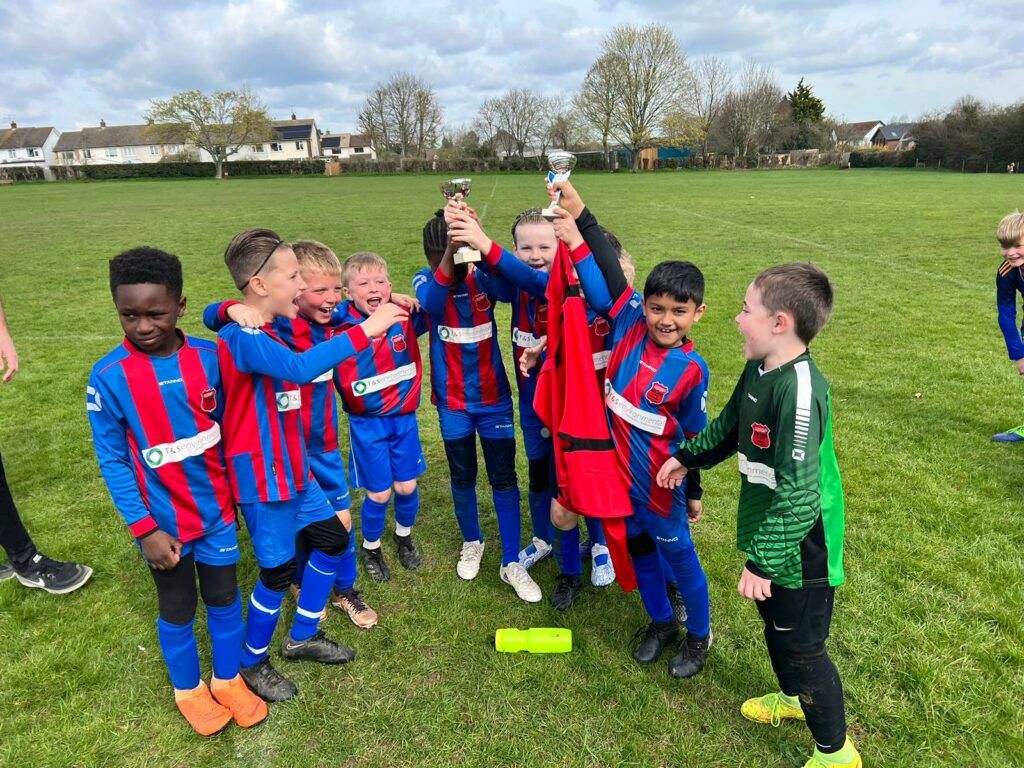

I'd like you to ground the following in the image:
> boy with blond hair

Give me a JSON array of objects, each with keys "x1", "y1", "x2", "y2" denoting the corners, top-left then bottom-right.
[{"x1": 991, "y1": 212, "x2": 1024, "y2": 441}]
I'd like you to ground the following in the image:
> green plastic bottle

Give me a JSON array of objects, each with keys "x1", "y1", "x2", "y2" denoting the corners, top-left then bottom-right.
[{"x1": 494, "y1": 628, "x2": 572, "y2": 654}]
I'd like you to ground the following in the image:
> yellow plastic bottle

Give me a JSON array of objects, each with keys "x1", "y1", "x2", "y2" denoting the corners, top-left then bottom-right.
[{"x1": 494, "y1": 628, "x2": 572, "y2": 654}]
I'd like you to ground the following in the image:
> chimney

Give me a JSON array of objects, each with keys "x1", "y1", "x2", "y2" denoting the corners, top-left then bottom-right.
[
  {"x1": 9, "y1": 121, "x2": 15, "y2": 130},
  {"x1": 100, "y1": 119, "x2": 107, "y2": 128},
  {"x1": 290, "y1": 112, "x2": 297, "y2": 121}
]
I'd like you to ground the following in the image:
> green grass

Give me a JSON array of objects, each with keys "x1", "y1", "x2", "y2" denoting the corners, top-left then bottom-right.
[{"x1": 1, "y1": 169, "x2": 1023, "y2": 767}]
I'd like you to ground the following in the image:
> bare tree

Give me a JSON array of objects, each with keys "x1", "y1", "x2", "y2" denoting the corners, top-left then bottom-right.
[
  {"x1": 574, "y1": 54, "x2": 619, "y2": 170},
  {"x1": 602, "y1": 23, "x2": 689, "y2": 171},
  {"x1": 146, "y1": 87, "x2": 272, "y2": 179},
  {"x1": 478, "y1": 88, "x2": 546, "y2": 158},
  {"x1": 547, "y1": 100, "x2": 593, "y2": 153},
  {"x1": 711, "y1": 62, "x2": 788, "y2": 158},
  {"x1": 358, "y1": 72, "x2": 444, "y2": 166},
  {"x1": 684, "y1": 56, "x2": 733, "y2": 157}
]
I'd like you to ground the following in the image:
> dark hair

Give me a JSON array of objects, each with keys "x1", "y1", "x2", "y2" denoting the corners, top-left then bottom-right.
[
  {"x1": 109, "y1": 247, "x2": 183, "y2": 298},
  {"x1": 643, "y1": 260, "x2": 704, "y2": 305},
  {"x1": 422, "y1": 210, "x2": 448, "y2": 260},
  {"x1": 224, "y1": 228, "x2": 284, "y2": 290},
  {"x1": 754, "y1": 263, "x2": 834, "y2": 344}
]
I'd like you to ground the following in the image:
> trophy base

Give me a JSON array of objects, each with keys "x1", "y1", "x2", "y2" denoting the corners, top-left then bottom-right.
[
  {"x1": 454, "y1": 246, "x2": 482, "y2": 265},
  {"x1": 540, "y1": 205, "x2": 559, "y2": 221}
]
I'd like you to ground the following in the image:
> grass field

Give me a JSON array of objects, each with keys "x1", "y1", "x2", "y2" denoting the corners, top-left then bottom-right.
[{"x1": 0, "y1": 169, "x2": 1022, "y2": 767}]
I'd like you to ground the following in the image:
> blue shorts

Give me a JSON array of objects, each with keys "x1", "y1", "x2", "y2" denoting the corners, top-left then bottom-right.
[
  {"x1": 348, "y1": 413, "x2": 426, "y2": 493},
  {"x1": 518, "y1": 407, "x2": 552, "y2": 461},
  {"x1": 436, "y1": 402, "x2": 516, "y2": 442},
  {"x1": 624, "y1": 498, "x2": 694, "y2": 554},
  {"x1": 240, "y1": 480, "x2": 336, "y2": 568},
  {"x1": 141, "y1": 523, "x2": 240, "y2": 567},
  {"x1": 309, "y1": 450, "x2": 351, "y2": 511}
]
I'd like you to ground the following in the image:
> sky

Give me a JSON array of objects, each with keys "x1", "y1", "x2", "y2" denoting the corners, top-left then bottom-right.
[{"x1": 1, "y1": 0, "x2": 1022, "y2": 134}]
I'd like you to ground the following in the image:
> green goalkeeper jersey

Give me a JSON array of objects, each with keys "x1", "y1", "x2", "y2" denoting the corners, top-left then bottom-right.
[{"x1": 676, "y1": 352, "x2": 845, "y2": 589}]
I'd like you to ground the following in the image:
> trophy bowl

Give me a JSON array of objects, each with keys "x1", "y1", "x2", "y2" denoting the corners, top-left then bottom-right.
[
  {"x1": 541, "y1": 152, "x2": 577, "y2": 220},
  {"x1": 441, "y1": 178, "x2": 481, "y2": 264}
]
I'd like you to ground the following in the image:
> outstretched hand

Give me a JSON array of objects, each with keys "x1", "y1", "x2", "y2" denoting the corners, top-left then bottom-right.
[
  {"x1": 548, "y1": 180, "x2": 585, "y2": 218},
  {"x1": 446, "y1": 208, "x2": 493, "y2": 254},
  {"x1": 227, "y1": 303, "x2": 264, "y2": 329},
  {"x1": 550, "y1": 206, "x2": 584, "y2": 250},
  {"x1": 361, "y1": 302, "x2": 409, "y2": 338},
  {"x1": 519, "y1": 340, "x2": 547, "y2": 378}
]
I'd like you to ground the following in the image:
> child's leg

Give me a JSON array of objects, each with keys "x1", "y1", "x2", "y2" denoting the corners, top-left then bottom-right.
[
  {"x1": 527, "y1": 454, "x2": 553, "y2": 544},
  {"x1": 150, "y1": 551, "x2": 202, "y2": 691},
  {"x1": 479, "y1": 434, "x2": 520, "y2": 567},
  {"x1": 444, "y1": 433, "x2": 482, "y2": 542},
  {"x1": 551, "y1": 502, "x2": 582, "y2": 577},
  {"x1": 641, "y1": 509, "x2": 710, "y2": 638},
  {"x1": 390, "y1": 414, "x2": 426, "y2": 568},
  {"x1": 360, "y1": 490, "x2": 391, "y2": 549},
  {"x1": 626, "y1": 528, "x2": 674, "y2": 625},
  {"x1": 756, "y1": 586, "x2": 848, "y2": 753},
  {"x1": 291, "y1": 489, "x2": 348, "y2": 644},
  {"x1": 334, "y1": 532, "x2": 358, "y2": 592}
]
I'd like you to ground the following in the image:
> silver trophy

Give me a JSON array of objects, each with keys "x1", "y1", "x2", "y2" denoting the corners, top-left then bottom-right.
[
  {"x1": 541, "y1": 151, "x2": 578, "y2": 220},
  {"x1": 441, "y1": 178, "x2": 481, "y2": 264}
]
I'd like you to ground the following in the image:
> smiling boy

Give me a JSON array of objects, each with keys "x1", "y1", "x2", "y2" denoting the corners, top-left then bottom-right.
[{"x1": 992, "y1": 212, "x2": 1024, "y2": 441}]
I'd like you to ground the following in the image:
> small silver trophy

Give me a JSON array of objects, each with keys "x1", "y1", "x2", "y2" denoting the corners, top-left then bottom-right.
[
  {"x1": 441, "y1": 178, "x2": 481, "y2": 264},
  {"x1": 541, "y1": 151, "x2": 578, "y2": 220}
]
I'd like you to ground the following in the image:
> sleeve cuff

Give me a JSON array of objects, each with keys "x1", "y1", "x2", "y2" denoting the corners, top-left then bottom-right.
[
  {"x1": 745, "y1": 560, "x2": 771, "y2": 580},
  {"x1": 673, "y1": 447, "x2": 696, "y2": 467},
  {"x1": 485, "y1": 241, "x2": 504, "y2": 267},
  {"x1": 569, "y1": 242, "x2": 592, "y2": 264},
  {"x1": 433, "y1": 267, "x2": 453, "y2": 287},
  {"x1": 218, "y1": 300, "x2": 241, "y2": 323},
  {"x1": 129, "y1": 515, "x2": 159, "y2": 539}
]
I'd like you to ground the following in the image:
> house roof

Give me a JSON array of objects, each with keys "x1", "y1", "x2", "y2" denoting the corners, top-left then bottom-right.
[
  {"x1": 836, "y1": 121, "x2": 883, "y2": 141},
  {"x1": 272, "y1": 119, "x2": 316, "y2": 141},
  {"x1": 53, "y1": 124, "x2": 189, "y2": 151},
  {"x1": 879, "y1": 122, "x2": 916, "y2": 141},
  {"x1": 321, "y1": 133, "x2": 371, "y2": 149},
  {"x1": 0, "y1": 127, "x2": 55, "y2": 150}
]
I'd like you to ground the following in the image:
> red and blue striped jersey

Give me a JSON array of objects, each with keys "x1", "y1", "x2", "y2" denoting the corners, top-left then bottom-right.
[
  {"x1": 86, "y1": 334, "x2": 235, "y2": 542},
  {"x1": 599, "y1": 287, "x2": 709, "y2": 517},
  {"x1": 215, "y1": 321, "x2": 369, "y2": 504},
  {"x1": 480, "y1": 241, "x2": 614, "y2": 414},
  {"x1": 413, "y1": 265, "x2": 512, "y2": 412},
  {"x1": 204, "y1": 302, "x2": 342, "y2": 456},
  {"x1": 329, "y1": 303, "x2": 428, "y2": 417}
]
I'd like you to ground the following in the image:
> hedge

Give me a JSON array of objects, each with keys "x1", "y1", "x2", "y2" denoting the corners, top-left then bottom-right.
[
  {"x1": 848, "y1": 149, "x2": 918, "y2": 168},
  {"x1": 50, "y1": 159, "x2": 325, "y2": 180}
]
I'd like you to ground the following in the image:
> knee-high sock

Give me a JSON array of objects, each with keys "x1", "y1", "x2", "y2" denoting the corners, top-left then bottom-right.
[
  {"x1": 157, "y1": 617, "x2": 201, "y2": 690},
  {"x1": 291, "y1": 550, "x2": 341, "y2": 642},
  {"x1": 394, "y1": 488, "x2": 419, "y2": 529},
  {"x1": 552, "y1": 524, "x2": 582, "y2": 576},
  {"x1": 206, "y1": 593, "x2": 244, "y2": 681},
  {"x1": 528, "y1": 490, "x2": 552, "y2": 543},
  {"x1": 661, "y1": 545, "x2": 711, "y2": 637},
  {"x1": 633, "y1": 551, "x2": 674, "y2": 624},
  {"x1": 334, "y1": 534, "x2": 357, "y2": 592},
  {"x1": 360, "y1": 496, "x2": 389, "y2": 544},
  {"x1": 451, "y1": 483, "x2": 482, "y2": 542},
  {"x1": 492, "y1": 487, "x2": 521, "y2": 566},
  {"x1": 293, "y1": 536, "x2": 310, "y2": 587},
  {"x1": 241, "y1": 580, "x2": 283, "y2": 668},
  {"x1": 584, "y1": 515, "x2": 607, "y2": 545}
]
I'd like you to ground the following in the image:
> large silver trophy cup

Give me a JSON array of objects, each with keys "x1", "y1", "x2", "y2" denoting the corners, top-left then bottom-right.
[
  {"x1": 441, "y1": 178, "x2": 481, "y2": 265},
  {"x1": 540, "y1": 151, "x2": 578, "y2": 221}
]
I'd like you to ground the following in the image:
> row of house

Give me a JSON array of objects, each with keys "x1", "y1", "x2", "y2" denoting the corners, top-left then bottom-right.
[{"x1": 0, "y1": 114, "x2": 376, "y2": 178}]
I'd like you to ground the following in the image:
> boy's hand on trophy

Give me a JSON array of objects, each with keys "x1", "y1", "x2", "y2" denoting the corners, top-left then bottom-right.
[{"x1": 548, "y1": 180, "x2": 585, "y2": 218}]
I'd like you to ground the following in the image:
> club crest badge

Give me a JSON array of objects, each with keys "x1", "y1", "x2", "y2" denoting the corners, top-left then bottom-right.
[
  {"x1": 390, "y1": 334, "x2": 407, "y2": 353},
  {"x1": 200, "y1": 388, "x2": 217, "y2": 413},
  {"x1": 593, "y1": 317, "x2": 610, "y2": 337},
  {"x1": 646, "y1": 381, "x2": 669, "y2": 406},
  {"x1": 751, "y1": 423, "x2": 771, "y2": 449},
  {"x1": 473, "y1": 293, "x2": 491, "y2": 312}
]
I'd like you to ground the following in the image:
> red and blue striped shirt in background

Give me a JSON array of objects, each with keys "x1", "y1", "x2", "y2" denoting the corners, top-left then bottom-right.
[
  {"x1": 413, "y1": 266, "x2": 512, "y2": 412},
  {"x1": 87, "y1": 334, "x2": 235, "y2": 541},
  {"x1": 329, "y1": 303, "x2": 428, "y2": 417}
]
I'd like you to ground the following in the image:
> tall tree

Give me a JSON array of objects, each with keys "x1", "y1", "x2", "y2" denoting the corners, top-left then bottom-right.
[
  {"x1": 602, "y1": 23, "x2": 689, "y2": 172},
  {"x1": 146, "y1": 87, "x2": 272, "y2": 179},
  {"x1": 574, "y1": 54, "x2": 618, "y2": 169},
  {"x1": 787, "y1": 78, "x2": 827, "y2": 150},
  {"x1": 711, "y1": 63, "x2": 789, "y2": 158},
  {"x1": 477, "y1": 88, "x2": 546, "y2": 158},
  {"x1": 683, "y1": 55, "x2": 733, "y2": 157},
  {"x1": 358, "y1": 72, "x2": 444, "y2": 166}
]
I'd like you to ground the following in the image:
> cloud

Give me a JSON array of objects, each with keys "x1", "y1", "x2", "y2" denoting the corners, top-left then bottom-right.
[{"x1": 1, "y1": 0, "x2": 1022, "y2": 132}]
